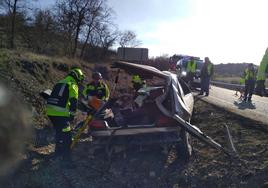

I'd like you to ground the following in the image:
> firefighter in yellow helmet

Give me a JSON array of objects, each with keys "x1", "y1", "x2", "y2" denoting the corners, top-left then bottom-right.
[
  {"x1": 132, "y1": 75, "x2": 146, "y2": 92},
  {"x1": 82, "y1": 72, "x2": 110, "y2": 101},
  {"x1": 46, "y1": 68, "x2": 84, "y2": 167}
]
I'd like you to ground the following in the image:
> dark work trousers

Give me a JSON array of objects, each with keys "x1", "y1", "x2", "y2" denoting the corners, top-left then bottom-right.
[
  {"x1": 48, "y1": 116, "x2": 72, "y2": 159},
  {"x1": 244, "y1": 79, "x2": 256, "y2": 101},
  {"x1": 186, "y1": 72, "x2": 194, "y2": 87},
  {"x1": 200, "y1": 76, "x2": 210, "y2": 95}
]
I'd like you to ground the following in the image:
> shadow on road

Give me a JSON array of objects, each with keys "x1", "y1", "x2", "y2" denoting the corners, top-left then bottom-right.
[{"x1": 233, "y1": 101, "x2": 256, "y2": 110}]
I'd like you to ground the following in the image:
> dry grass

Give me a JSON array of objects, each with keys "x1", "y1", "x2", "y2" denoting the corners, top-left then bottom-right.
[{"x1": 213, "y1": 76, "x2": 242, "y2": 85}]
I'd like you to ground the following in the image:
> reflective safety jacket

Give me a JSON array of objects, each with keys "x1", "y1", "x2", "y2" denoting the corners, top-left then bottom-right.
[
  {"x1": 256, "y1": 51, "x2": 268, "y2": 81},
  {"x1": 132, "y1": 75, "x2": 143, "y2": 84},
  {"x1": 244, "y1": 68, "x2": 256, "y2": 80},
  {"x1": 201, "y1": 62, "x2": 214, "y2": 78},
  {"x1": 82, "y1": 81, "x2": 110, "y2": 101},
  {"x1": 207, "y1": 63, "x2": 214, "y2": 77},
  {"x1": 132, "y1": 75, "x2": 146, "y2": 91},
  {"x1": 46, "y1": 76, "x2": 78, "y2": 117},
  {"x1": 186, "y1": 60, "x2": 197, "y2": 73}
]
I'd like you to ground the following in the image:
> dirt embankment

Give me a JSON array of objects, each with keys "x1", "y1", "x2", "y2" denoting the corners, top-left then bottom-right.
[{"x1": 0, "y1": 50, "x2": 268, "y2": 187}]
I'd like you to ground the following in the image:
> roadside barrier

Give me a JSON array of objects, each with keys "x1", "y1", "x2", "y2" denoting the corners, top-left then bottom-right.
[{"x1": 210, "y1": 80, "x2": 268, "y2": 93}]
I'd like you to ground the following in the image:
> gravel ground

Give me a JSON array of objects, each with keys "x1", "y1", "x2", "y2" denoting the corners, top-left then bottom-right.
[
  {"x1": 1, "y1": 99, "x2": 268, "y2": 188},
  {"x1": 1, "y1": 51, "x2": 267, "y2": 187}
]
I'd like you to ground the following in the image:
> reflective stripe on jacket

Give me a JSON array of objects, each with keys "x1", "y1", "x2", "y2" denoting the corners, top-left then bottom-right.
[{"x1": 46, "y1": 76, "x2": 78, "y2": 117}]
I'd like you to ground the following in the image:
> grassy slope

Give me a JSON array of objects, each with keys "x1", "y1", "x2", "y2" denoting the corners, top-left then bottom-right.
[{"x1": 0, "y1": 49, "x2": 113, "y2": 126}]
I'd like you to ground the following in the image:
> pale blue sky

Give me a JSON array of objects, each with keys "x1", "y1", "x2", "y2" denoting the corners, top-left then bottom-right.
[{"x1": 35, "y1": 0, "x2": 268, "y2": 64}]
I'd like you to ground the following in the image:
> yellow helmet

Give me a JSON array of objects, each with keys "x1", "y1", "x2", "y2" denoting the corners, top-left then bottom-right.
[{"x1": 69, "y1": 68, "x2": 85, "y2": 82}]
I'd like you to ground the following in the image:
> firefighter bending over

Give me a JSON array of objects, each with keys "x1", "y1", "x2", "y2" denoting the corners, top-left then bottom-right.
[{"x1": 46, "y1": 68, "x2": 85, "y2": 167}]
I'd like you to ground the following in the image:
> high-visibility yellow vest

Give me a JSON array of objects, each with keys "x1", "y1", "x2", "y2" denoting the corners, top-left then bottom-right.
[
  {"x1": 82, "y1": 81, "x2": 110, "y2": 101},
  {"x1": 207, "y1": 63, "x2": 213, "y2": 76},
  {"x1": 256, "y1": 52, "x2": 268, "y2": 81},
  {"x1": 46, "y1": 76, "x2": 78, "y2": 117},
  {"x1": 186, "y1": 60, "x2": 196, "y2": 73},
  {"x1": 132, "y1": 75, "x2": 143, "y2": 84},
  {"x1": 244, "y1": 68, "x2": 256, "y2": 80}
]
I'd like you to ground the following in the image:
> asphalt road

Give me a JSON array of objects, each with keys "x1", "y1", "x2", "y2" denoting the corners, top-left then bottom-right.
[{"x1": 195, "y1": 86, "x2": 268, "y2": 125}]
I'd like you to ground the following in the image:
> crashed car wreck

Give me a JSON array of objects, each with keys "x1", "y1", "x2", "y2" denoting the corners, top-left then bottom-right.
[
  {"x1": 73, "y1": 61, "x2": 231, "y2": 158},
  {"x1": 41, "y1": 61, "x2": 232, "y2": 159}
]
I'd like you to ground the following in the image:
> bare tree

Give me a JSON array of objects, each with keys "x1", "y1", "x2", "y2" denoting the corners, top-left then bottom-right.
[
  {"x1": 56, "y1": 0, "x2": 110, "y2": 57},
  {"x1": 56, "y1": 0, "x2": 78, "y2": 55},
  {"x1": 0, "y1": 0, "x2": 32, "y2": 48},
  {"x1": 71, "y1": 0, "x2": 92, "y2": 57},
  {"x1": 97, "y1": 24, "x2": 118, "y2": 54},
  {"x1": 31, "y1": 9, "x2": 57, "y2": 53},
  {"x1": 118, "y1": 30, "x2": 142, "y2": 48},
  {"x1": 80, "y1": 0, "x2": 110, "y2": 58}
]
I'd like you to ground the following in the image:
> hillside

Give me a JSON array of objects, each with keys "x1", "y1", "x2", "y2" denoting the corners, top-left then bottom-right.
[
  {"x1": 214, "y1": 63, "x2": 251, "y2": 77},
  {"x1": 0, "y1": 49, "x2": 113, "y2": 113}
]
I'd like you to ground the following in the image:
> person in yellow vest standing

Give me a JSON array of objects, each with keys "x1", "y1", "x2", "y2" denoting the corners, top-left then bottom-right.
[
  {"x1": 186, "y1": 57, "x2": 197, "y2": 88},
  {"x1": 199, "y1": 57, "x2": 214, "y2": 96},
  {"x1": 46, "y1": 68, "x2": 85, "y2": 167},
  {"x1": 242, "y1": 63, "x2": 256, "y2": 102},
  {"x1": 255, "y1": 47, "x2": 268, "y2": 97}
]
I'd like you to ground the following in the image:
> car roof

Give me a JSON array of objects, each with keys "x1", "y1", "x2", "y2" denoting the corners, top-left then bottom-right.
[{"x1": 112, "y1": 61, "x2": 168, "y2": 79}]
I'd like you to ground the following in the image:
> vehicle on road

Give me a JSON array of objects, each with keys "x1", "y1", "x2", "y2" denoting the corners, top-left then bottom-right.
[{"x1": 176, "y1": 56, "x2": 204, "y2": 88}]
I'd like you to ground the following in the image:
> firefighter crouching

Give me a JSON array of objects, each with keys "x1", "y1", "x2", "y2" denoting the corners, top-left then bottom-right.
[
  {"x1": 82, "y1": 72, "x2": 110, "y2": 102},
  {"x1": 132, "y1": 75, "x2": 146, "y2": 92},
  {"x1": 46, "y1": 68, "x2": 85, "y2": 166}
]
